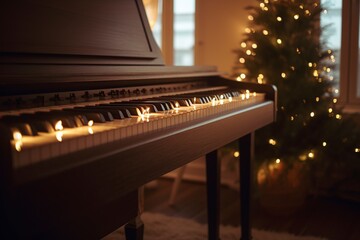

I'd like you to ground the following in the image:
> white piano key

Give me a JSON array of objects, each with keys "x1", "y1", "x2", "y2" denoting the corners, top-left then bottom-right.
[
  {"x1": 50, "y1": 142, "x2": 61, "y2": 159},
  {"x1": 40, "y1": 144, "x2": 52, "y2": 162},
  {"x1": 85, "y1": 135, "x2": 93, "y2": 149}
]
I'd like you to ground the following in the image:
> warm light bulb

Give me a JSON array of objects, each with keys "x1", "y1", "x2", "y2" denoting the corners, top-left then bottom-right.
[
  {"x1": 56, "y1": 131, "x2": 63, "y2": 142},
  {"x1": 336, "y1": 114, "x2": 342, "y2": 120},
  {"x1": 88, "y1": 127, "x2": 94, "y2": 135},
  {"x1": 248, "y1": 15, "x2": 254, "y2": 21},
  {"x1": 308, "y1": 62, "x2": 313, "y2": 67},
  {"x1": 13, "y1": 131, "x2": 22, "y2": 141},
  {"x1": 294, "y1": 14, "x2": 299, "y2": 20},
  {"x1": 313, "y1": 70, "x2": 319, "y2": 77},
  {"x1": 316, "y1": 97, "x2": 320, "y2": 102},
  {"x1": 245, "y1": 28, "x2": 251, "y2": 33},
  {"x1": 322, "y1": 142, "x2": 327, "y2": 147},
  {"x1": 262, "y1": 30, "x2": 269, "y2": 35},
  {"x1": 290, "y1": 116, "x2": 294, "y2": 121},
  {"x1": 55, "y1": 120, "x2": 63, "y2": 131},
  {"x1": 328, "y1": 108, "x2": 333, "y2": 113},
  {"x1": 281, "y1": 72, "x2": 286, "y2": 78},
  {"x1": 211, "y1": 98, "x2": 216, "y2": 106},
  {"x1": 310, "y1": 112, "x2": 315, "y2": 117},
  {"x1": 234, "y1": 151, "x2": 240, "y2": 158},
  {"x1": 277, "y1": 16, "x2": 282, "y2": 22},
  {"x1": 15, "y1": 141, "x2": 22, "y2": 152},
  {"x1": 333, "y1": 98, "x2": 337, "y2": 103},
  {"x1": 308, "y1": 152, "x2": 314, "y2": 158},
  {"x1": 275, "y1": 158, "x2": 281, "y2": 164},
  {"x1": 355, "y1": 148, "x2": 360, "y2": 153},
  {"x1": 246, "y1": 50, "x2": 252, "y2": 55},
  {"x1": 88, "y1": 120, "x2": 94, "y2": 127},
  {"x1": 269, "y1": 139, "x2": 277, "y2": 145},
  {"x1": 276, "y1": 39, "x2": 282, "y2": 44},
  {"x1": 241, "y1": 42, "x2": 247, "y2": 48},
  {"x1": 252, "y1": 43, "x2": 257, "y2": 49},
  {"x1": 239, "y1": 57, "x2": 245, "y2": 63}
]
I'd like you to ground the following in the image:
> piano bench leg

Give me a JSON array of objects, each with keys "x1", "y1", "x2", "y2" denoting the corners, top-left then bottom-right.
[
  {"x1": 206, "y1": 150, "x2": 221, "y2": 240},
  {"x1": 125, "y1": 216, "x2": 144, "y2": 240},
  {"x1": 239, "y1": 133, "x2": 253, "y2": 240}
]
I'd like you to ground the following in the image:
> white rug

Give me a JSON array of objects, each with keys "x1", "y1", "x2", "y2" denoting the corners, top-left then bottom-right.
[{"x1": 103, "y1": 212, "x2": 327, "y2": 240}]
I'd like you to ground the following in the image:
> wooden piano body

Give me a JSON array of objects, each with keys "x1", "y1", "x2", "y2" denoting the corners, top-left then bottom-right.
[{"x1": 0, "y1": 0, "x2": 277, "y2": 239}]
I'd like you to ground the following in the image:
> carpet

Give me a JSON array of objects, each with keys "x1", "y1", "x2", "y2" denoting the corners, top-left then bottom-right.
[{"x1": 103, "y1": 212, "x2": 327, "y2": 240}]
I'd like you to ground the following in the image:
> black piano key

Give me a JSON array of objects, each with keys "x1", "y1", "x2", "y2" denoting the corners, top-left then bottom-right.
[
  {"x1": 0, "y1": 116, "x2": 35, "y2": 136},
  {"x1": 72, "y1": 107, "x2": 114, "y2": 121},
  {"x1": 45, "y1": 110, "x2": 88, "y2": 127},
  {"x1": 63, "y1": 109, "x2": 107, "y2": 123},
  {"x1": 123, "y1": 101, "x2": 169, "y2": 111},
  {"x1": 18, "y1": 113, "x2": 55, "y2": 133},
  {"x1": 35, "y1": 111, "x2": 81, "y2": 128},
  {"x1": 104, "y1": 104, "x2": 142, "y2": 116},
  {"x1": 78, "y1": 106, "x2": 125, "y2": 119},
  {"x1": 156, "y1": 97, "x2": 191, "y2": 106},
  {"x1": 92, "y1": 105, "x2": 132, "y2": 118},
  {"x1": 110, "y1": 102, "x2": 158, "y2": 113}
]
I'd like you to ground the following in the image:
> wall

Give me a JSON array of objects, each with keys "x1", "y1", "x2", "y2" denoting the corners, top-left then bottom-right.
[{"x1": 195, "y1": 0, "x2": 255, "y2": 76}]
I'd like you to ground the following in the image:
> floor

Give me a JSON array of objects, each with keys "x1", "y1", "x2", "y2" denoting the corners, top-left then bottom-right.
[{"x1": 143, "y1": 178, "x2": 360, "y2": 240}]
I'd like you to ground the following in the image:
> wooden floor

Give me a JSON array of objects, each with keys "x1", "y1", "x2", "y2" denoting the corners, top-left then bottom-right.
[{"x1": 144, "y1": 178, "x2": 360, "y2": 240}]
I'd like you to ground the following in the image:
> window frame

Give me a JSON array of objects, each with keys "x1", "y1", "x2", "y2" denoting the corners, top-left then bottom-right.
[{"x1": 339, "y1": 0, "x2": 360, "y2": 112}]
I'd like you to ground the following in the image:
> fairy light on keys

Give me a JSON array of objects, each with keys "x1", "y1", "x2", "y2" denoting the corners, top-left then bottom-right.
[
  {"x1": 88, "y1": 120, "x2": 94, "y2": 134},
  {"x1": 174, "y1": 102, "x2": 180, "y2": 113},
  {"x1": 220, "y1": 95, "x2": 224, "y2": 105},
  {"x1": 140, "y1": 107, "x2": 150, "y2": 122},
  {"x1": 245, "y1": 90, "x2": 250, "y2": 99},
  {"x1": 211, "y1": 98, "x2": 216, "y2": 106},
  {"x1": 55, "y1": 120, "x2": 64, "y2": 142},
  {"x1": 12, "y1": 130, "x2": 23, "y2": 152}
]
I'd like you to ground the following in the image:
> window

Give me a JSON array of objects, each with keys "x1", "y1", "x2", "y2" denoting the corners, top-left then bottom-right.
[
  {"x1": 321, "y1": 0, "x2": 360, "y2": 111},
  {"x1": 173, "y1": 0, "x2": 195, "y2": 66},
  {"x1": 320, "y1": 0, "x2": 342, "y2": 96}
]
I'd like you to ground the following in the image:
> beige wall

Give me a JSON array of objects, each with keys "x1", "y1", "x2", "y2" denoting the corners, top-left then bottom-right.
[{"x1": 195, "y1": 0, "x2": 255, "y2": 76}]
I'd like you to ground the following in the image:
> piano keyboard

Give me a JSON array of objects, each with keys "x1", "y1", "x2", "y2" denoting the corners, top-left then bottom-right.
[{"x1": 1, "y1": 87, "x2": 265, "y2": 169}]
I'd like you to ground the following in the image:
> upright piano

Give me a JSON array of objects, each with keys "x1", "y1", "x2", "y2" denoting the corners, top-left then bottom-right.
[{"x1": 0, "y1": 0, "x2": 277, "y2": 239}]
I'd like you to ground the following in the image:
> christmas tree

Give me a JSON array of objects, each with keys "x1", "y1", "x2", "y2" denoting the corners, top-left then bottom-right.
[{"x1": 232, "y1": 0, "x2": 360, "y2": 192}]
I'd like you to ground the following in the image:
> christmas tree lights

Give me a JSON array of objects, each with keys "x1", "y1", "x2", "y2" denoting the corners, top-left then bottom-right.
[{"x1": 232, "y1": 0, "x2": 360, "y2": 190}]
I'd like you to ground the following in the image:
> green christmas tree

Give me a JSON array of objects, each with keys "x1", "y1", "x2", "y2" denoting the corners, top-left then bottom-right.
[{"x1": 232, "y1": 0, "x2": 360, "y2": 191}]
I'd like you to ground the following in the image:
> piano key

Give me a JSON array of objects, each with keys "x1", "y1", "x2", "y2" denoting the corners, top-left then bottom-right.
[
  {"x1": 71, "y1": 107, "x2": 114, "y2": 121},
  {"x1": 108, "y1": 102, "x2": 158, "y2": 114},
  {"x1": 63, "y1": 109, "x2": 107, "y2": 123},
  {"x1": 76, "y1": 106, "x2": 125, "y2": 119},
  {"x1": 103, "y1": 104, "x2": 142, "y2": 116}
]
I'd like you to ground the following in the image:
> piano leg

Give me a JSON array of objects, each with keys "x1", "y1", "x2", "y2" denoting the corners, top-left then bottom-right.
[
  {"x1": 125, "y1": 188, "x2": 144, "y2": 240},
  {"x1": 239, "y1": 133, "x2": 253, "y2": 240},
  {"x1": 124, "y1": 215, "x2": 144, "y2": 240},
  {"x1": 206, "y1": 150, "x2": 221, "y2": 240}
]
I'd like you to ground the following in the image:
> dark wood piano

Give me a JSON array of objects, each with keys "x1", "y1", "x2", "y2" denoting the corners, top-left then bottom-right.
[{"x1": 0, "y1": 0, "x2": 277, "y2": 239}]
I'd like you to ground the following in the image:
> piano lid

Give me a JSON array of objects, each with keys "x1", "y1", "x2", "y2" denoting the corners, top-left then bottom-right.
[{"x1": 0, "y1": 0, "x2": 164, "y2": 66}]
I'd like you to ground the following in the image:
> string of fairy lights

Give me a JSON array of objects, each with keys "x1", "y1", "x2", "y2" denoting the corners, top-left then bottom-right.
[{"x1": 232, "y1": 0, "x2": 359, "y2": 165}]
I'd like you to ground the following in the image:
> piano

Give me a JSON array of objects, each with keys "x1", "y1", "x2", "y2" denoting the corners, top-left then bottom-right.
[{"x1": 0, "y1": 0, "x2": 277, "y2": 239}]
